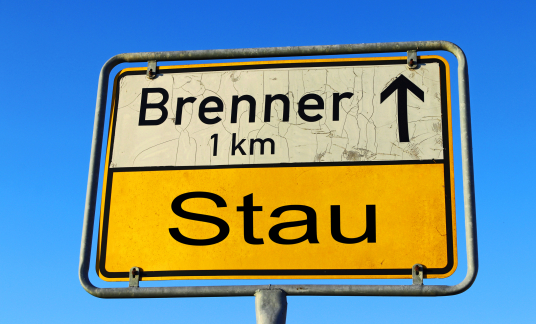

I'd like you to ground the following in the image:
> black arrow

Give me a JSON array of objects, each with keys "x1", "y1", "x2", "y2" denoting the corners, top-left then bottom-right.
[{"x1": 380, "y1": 75, "x2": 424, "y2": 142}]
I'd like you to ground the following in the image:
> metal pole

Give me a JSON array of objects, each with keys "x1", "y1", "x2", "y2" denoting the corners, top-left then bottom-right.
[
  {"x1": 255, "y1": 289, "x2": 287, "y2": 324},
  {"x1": 80, "y1": 40, "x2": 477, "y2": 298}
]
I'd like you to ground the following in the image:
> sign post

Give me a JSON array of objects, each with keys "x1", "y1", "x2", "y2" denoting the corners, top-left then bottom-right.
[
  {"x1": 255, "y1": 289, "x2": 287, "y2": 324},
  {"x1": 80, "y1": 41, "x2": 477, "y2": 322}
]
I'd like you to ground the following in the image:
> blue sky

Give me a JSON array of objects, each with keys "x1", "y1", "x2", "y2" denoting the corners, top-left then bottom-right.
[{"x1": 2, "y1": 0, "x2": 535, "y2": 322}]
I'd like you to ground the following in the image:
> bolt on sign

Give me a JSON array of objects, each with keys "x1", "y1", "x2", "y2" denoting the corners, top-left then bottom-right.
[{"x1": 97, "y1": 56, "x2": 456, "y2": 281}]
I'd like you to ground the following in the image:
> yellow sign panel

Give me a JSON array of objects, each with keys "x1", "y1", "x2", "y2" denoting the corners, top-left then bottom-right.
[{"x1": 97, "y1": 56, "x2": 456, "y2": 281}]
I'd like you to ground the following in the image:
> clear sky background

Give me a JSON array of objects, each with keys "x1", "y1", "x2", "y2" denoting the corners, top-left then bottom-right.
[{"x1": 2, "y1": 0, "x2": 535, "y2": 323}]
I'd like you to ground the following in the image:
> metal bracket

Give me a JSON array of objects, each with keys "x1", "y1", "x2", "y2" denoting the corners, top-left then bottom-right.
[
  {"x1": 129, "y1": 267, "x2": 141, "y2": 288},
  {"x1": 147, "y1": 60, "x2": 157, "y2": 79},
  {"x1": 412, "y1": 264, "x2": 424, "y2": 285},
  {"x1": 81, "y1": 41, "x2": 478, "y2": 298},
  {"x1": 407, "y1": 50, "x2": 418, "y2": 68}
]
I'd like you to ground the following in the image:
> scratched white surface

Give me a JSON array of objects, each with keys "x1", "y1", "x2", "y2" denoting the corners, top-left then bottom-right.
[{"x1": 110, "y1": 63, "x2": 444, "y2": 168}]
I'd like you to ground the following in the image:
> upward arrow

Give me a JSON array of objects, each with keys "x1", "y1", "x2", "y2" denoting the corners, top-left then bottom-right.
[{"x1": 380, "y1": 75, "x2": 424, "y2": 142}]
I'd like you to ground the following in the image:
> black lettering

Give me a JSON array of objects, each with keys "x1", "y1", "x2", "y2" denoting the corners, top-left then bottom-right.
[
  {"x1": 232, "y1": 133, "x2": 246, "y2": 155},
  {"x1": 380, "y1": 75, "x2": 424, "y2": 142},
  {"x1": 298, "y1": 93, "x2": 324, "y2": 122},
  {"x1": 139, "y1": 88, "x2": 169, "y2": 126},
  {"x1": 231, "y1": 95, "x2": 256, "y2": 123},
  {"x1": 330, "y1": 205, "x2": 376, "y2": 243},
  {"x1": 237, "y1": 194, "x2": 264, "y2": 244},
  {"x1": 169, "y1": 192, "x2": 229, "y2": 246},
  {"x1": 175, "y1": 97, "x2": 196, "y2": 125},
  {"x1": 199, "y1": 96, "x2": 224, "y2": 125},
  {"x1": 269, "y1": 205, "x2": 319, "y2": 244},
  {"x1": 264, "y1": 94, "x2": 290, "y2": 122},
  {"x1": 333, "y1": 92, "x2": 353, "y2": 121},
  {"x1": 210, "y1": 134, "x2": 218, "y2": 156},
  {"x1": 250, "y1": 138, "x2": 275, "y2": 155}
]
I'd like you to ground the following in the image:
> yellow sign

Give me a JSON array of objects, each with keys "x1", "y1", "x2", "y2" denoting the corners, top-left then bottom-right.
[{"x1": 97, "y1": 56, "x2": 456, "y2": 281}]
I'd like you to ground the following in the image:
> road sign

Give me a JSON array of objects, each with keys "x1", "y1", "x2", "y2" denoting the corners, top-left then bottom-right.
[{"x1": 97, "y1": 56, "x2": 456, "y2": 281}]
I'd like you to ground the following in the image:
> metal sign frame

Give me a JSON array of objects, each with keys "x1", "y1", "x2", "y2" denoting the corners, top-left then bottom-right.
[{"x1": 80, "y1": 40, "x2": 477, "y2": 298}]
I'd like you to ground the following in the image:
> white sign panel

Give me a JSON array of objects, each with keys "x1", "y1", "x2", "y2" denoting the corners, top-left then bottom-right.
[{"x1": 110, "y1": 59, "x2": 444, "y2": 168}]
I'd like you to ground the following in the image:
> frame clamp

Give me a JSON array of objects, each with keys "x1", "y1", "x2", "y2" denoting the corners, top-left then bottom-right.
[
  {"x1": 147, "y1": 60, "x2": 157, "y2": 79},
  {"x1": 129, "y1": 267, "x2": 141, "y2": 288},
  {"x1": 407, "y1": 50, "x2": 418, "y2": 68},
  {"x1": 412, "y1": 264, "x2": 424, "y2": 285}
]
